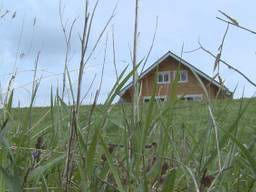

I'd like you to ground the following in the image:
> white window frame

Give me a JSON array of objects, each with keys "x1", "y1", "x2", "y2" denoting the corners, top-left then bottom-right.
[
  {"x1": 157, "y1": 71, "x2": 170, "y2": 84},
  {"x1": 178, "y1": 94, "x2": 203, "y2": 101},
  {"x1": 143, "y1": 96, "x2": 151, "y2": 103},
  {"x1": 143, "y1": 96, "x2": 167, "y2": 103},
  {"x1": 178, "y1": 70, "x2": 188, "y2": 83},
  {"x1": 155, "y1": 96, "x2": 167, "y2": 102}
]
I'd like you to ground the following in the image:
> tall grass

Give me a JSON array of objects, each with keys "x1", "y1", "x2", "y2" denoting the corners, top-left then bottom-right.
[
  {"x1": 0, "y1": 2, "x2": 256, "y2": 192},
  {"x1": 1, "y1": 90, "x2": 256, "y2": 191}
]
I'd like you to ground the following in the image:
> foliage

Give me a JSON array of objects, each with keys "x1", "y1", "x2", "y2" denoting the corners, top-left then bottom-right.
[{"x1": 0, "y1": 97, "x2": 255, "y2": 191}]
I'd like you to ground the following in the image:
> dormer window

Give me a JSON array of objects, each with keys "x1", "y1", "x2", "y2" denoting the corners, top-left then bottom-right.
[
  {"x1": 157, "y1": 71, "x2": 170, "y2": 84},
  {"x1": 178, "y1": 70, "x2": 188, "y2": 83}
]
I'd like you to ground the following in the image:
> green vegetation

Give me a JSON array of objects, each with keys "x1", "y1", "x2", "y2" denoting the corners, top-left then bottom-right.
[
  {"x1": 1, "y1": 98, "x2": 256, "y2": 191},
  {"x1": 1, "y1": 1, "x2": 256, "y2": 191}
]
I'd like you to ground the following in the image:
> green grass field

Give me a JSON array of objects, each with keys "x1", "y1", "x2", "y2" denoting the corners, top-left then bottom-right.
[
  {"x1": 1, "y1": 98, "x2": 256, "y2": 191},
  {"x1": 2, "y1": 0, "x2": 256, "y2": 191}
]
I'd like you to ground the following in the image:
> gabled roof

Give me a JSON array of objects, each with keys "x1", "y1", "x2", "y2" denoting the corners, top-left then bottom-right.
[{"x1": 119, "y1": 51, "x2": 230, "y2": 96}]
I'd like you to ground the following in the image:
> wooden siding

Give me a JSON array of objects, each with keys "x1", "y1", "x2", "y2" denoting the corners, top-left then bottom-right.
[{"x1": 121, "y1": 56, "x2": 229, "y2": 103}]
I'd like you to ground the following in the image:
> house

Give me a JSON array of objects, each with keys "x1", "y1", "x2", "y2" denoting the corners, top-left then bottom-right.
[{"x1": 119, "y1": 51, "x2": 232, "y2": 103}]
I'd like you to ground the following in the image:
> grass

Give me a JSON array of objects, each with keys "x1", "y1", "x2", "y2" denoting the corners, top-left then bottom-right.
[
  {"x1": 1, "y1": 98, "x2": 256, "y2": 191},
  {"x1": 1, "y1": 1, "x2": 256, "y2": 191}
]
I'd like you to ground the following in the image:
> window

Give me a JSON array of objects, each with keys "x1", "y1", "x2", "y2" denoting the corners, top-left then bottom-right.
[
  {"x1": 143, "y1": 97, "x2": 150, "y2": 103},
  {"x1": 143, "y1": 96, "x2": 167, "y2": 103},
  {"x1": 157, "y1": 72, "x2": 170, "y2": 84},
  {"x1": 155, "y1": 96, "x2": 167, "y2": 102},
  {"x1": 178, "y1": 94, "x2": 202, "y2": 101},
  {"x1": 178, "y1": 70, "x2": 188, "y2": 83}
]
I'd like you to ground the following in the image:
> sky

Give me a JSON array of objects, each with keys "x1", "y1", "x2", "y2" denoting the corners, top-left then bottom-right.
[{"x1": 0, "y1": 0, "x2": 256, "y2": 106}]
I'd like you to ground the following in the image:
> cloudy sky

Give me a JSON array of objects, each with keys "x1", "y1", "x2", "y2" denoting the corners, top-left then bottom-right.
[{"x1": 0, "y1": 0, "x2": 256, "y2": 106}]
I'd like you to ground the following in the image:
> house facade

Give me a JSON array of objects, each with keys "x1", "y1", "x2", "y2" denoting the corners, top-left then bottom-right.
[{"x1": 119, "y1": 51, "x2": 232, "y2": 103}]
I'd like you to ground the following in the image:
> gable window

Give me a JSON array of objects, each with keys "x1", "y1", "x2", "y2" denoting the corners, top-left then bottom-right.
[
  {"x1": 157, "y1": 71, "x2": 170, "y2": 84},
  {"x1": 178, "y1": 70, "x2": 188, "y2": 83}
]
